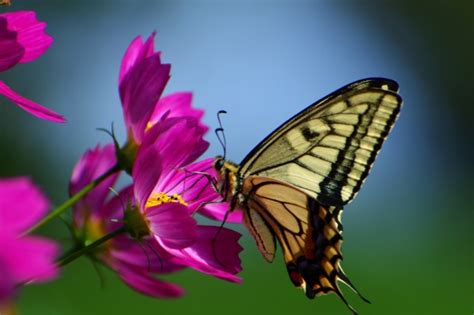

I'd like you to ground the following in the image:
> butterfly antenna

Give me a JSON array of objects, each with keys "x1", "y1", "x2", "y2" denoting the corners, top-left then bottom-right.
[{"x1": 215, "y1": 110, "x2": 227, "y2": 159}]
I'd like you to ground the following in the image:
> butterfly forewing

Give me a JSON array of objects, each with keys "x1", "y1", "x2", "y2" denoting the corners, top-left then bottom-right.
[{"x1": 239, "y1": 78, "x2": 402, "y2": 206}]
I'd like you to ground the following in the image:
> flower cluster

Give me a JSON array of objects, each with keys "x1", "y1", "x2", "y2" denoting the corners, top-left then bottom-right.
[
  {"x1": 70, "y1": 33, "x2": 242, "y2": 296},
  {"x1": 0, "y1": 9, "x2": 242, "y2": 310}
]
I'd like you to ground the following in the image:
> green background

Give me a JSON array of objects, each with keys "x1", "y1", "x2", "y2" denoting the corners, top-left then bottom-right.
[{"x1": 0, "y1": 1, "x2": 472, "y2": 314}]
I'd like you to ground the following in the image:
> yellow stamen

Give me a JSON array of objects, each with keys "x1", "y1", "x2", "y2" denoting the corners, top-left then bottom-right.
[
  {"x1": 145, "y1": 121, "x2": 155, "y2": 132},
  {"x1": 145, "y1": 192, "x2": 188, "y2": 208}
]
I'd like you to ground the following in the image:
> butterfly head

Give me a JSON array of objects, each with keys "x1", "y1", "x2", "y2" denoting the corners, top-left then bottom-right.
[
  {"x1": 213, "y1": 156, "x2": 241, "y2": 202},
  {"x1": 213, "y1": 156, "x2": 239, "y2": 174},
  {"x1": 214, "y1": 155, "x2": 226, "y2": 173}
]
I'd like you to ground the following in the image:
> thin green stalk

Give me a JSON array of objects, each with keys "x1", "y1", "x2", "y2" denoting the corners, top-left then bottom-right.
[
  {"x1": 57, "y1": 226, "x2": 126, "y2": 267},
  {"x1": 27, "y1": 164, "x2": 121, "y2": 234}
]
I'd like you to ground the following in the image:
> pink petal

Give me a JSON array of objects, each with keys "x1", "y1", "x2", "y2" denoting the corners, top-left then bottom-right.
[
  {"x1": 119, "y1": 50, "x2": 170, "y2": 143},
  {"x1": 0, "y1": 81, "x2": 65, "y2": 123},
  {"x1": 0, "y1": 257, "x2": 15, "y2": 302},
  {"x1": 162, "y1": 167, "x2": 217, "y2": 214},
  {"x1": 199, "y1": 203, "x2": 243, "y2": 224},
  {"x1": 119, "y1": 36, "x2": 143, "y2": 85},
  {"x1": 0, "y1": 234, "x2": 59, "y2": 284},
  {"x1": 116, "y1": 263, "x2": 184, "y2": 298},
  {"x1": 162, "y1": 226, "x2": 242, "y2": 283},
  {"x1": 132, "y1": 143, "x2": 162, "y2": 208},
  {"x1": 1, "y1": 11, "x2": 53, "y2": 64},
  {"x1": 0, "y1": 36, "x2": 23, "y2": 72},
  {"x1": 147, "y1": 203, "x2": 197, "y2": 249},
  {"x1": 110, "y1": 236, "x2": 185, "y2": 273},
  {"x1": 142, "y1": 118, "x2": 209, "y2": 187},
  {"x1": 70, "y1": 144, "x2": 119, "y2": 227},
  {"x1": 119, "y1": 33, "x2": 156, "y2": 85},
  {"x1": 149, "y1": 92, "x2": 206, "y2": 130},
  {"x1": 0, "y1": 177, "x2": 50, "y2": 235}
]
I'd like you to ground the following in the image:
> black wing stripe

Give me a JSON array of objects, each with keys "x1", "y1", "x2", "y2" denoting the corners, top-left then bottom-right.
[{"x1": 318, "y1": 92, "x2": 401, "y2": 206}]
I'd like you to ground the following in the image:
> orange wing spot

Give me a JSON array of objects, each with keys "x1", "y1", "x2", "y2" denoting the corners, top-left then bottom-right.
[
  {"x1": 320, "y1": 276, "x2": 333, "y2": 289},
  {"x1": 324, "y1": 225, "x2": 336, "y2": 239},
  {"x1": 324, "y1": 245, "x2": 339, "y2": 260},
  {"x1": 329, "y1": 217, "x2": 339, "y2": 231},
  {"x1": 321, "y1": 257, "x2": 334, "y2": 274},
  {"x1": 319, "y1": 206, "x2": 328, "y2": 220}
]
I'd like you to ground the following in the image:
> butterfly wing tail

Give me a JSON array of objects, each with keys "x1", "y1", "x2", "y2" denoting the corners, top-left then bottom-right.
[{"x1": 286, "y1": 200, "x2": 368, "y2": 313}]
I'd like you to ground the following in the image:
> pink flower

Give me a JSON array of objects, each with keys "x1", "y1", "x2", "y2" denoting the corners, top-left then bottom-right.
[
  {"x1": 117, "y1": 32, "x2": 244, "y2": 280},
  {"x1": 0, "y1": 177, "x2": 59, "y2": 302},
  {"x1": 70, "y1": 144, "x2": 186, "y2": 298},
  {"x1": 118, "y1": 33, "x2": 205, "y2": 147},
  {"x1": 68, "y1": 33, "x2": 243, "y2": 297},
  {"x1": 130, "y1": 117, "x2": 243, "y2": 282},
  {"x1": 70, "y1": 120, "x2": 242, "y2": 297},
  {"x1": 0, "y1": 11, "x2": 64, "y2": 123}
]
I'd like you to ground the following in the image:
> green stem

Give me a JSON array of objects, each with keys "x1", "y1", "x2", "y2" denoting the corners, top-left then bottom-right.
[
  {"x1": 27, "y1": 164, "x2": 121, "y2": 234},
  {"x1": 57, "y1": 226, "x2": 126, "y2": 267}
]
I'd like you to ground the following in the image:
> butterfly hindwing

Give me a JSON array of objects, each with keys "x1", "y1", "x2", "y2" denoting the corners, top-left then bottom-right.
[
  {"x1": 239, "y1": 78, "x2": 402, "y2": 206},
  {"x1": 242, "y1": 176, "x2": 366, "y2": 312},
  {"x1": 243, "y1": 204, "x2": 276, "y2": 262}
]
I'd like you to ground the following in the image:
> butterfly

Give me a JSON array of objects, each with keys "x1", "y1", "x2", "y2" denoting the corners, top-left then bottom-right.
[{"x1": 213, "y1": 78, "x2": 402, "y2": 314}]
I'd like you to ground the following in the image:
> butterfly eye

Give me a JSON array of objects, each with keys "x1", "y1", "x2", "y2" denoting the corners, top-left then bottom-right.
[{"x1": 214, "y1": 156, "x2": 225, "y2": 171}]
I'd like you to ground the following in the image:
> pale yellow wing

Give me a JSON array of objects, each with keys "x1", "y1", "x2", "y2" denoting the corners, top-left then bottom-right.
[{"x1": 239, "y1": 78, "x2": 402, "y2": 206}]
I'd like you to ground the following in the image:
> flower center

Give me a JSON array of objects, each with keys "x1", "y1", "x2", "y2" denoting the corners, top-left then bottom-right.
[
  {"x1": 124, "y1": 206, "x2": 150, "y2": 240},
  {"x1": 77, "y1": 214, "x2": 112, "y2": 256},
  {"x1": 123, "y1": 193, "x2": 188, "y2": 241},
  {"x1": 145, "y1": 192, "x2": 188, "y2": 208},
  {"x1": 145, "y1": 121, "x2": 155, "y2": 132},
  {"x1": 83, "y1": 217, "x2": 107, "y2": 245}
]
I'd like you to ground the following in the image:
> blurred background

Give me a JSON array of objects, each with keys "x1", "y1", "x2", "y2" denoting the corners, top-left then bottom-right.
[{"x1": 0, "y1": 1, "x2": 472, "y2": 314}]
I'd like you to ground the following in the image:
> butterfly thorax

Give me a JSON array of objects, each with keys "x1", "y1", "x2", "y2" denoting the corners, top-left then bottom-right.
[{"x1": 213, "y1": 156, "x2": 245, "y2": 210}]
